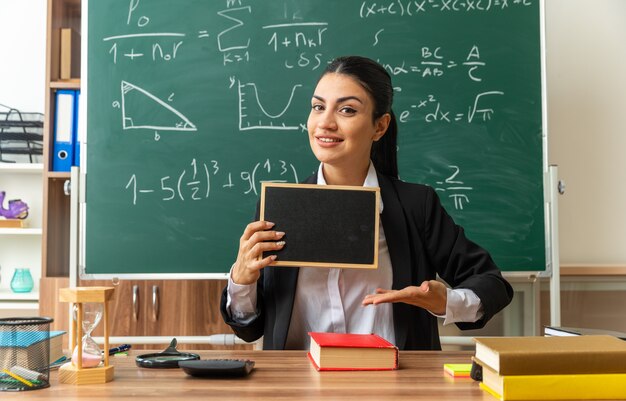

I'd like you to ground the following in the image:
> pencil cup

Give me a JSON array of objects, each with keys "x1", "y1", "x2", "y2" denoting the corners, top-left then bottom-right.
[{"x1": 0, "y1": 317, "x2": 54, "y2": 391}]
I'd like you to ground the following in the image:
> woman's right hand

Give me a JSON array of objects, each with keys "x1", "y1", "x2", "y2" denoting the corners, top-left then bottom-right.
[{"x1": 231, "y1": 221, "x2": 285, "y2": 285}]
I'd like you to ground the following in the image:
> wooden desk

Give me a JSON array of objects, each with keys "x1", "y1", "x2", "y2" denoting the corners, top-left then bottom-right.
[{"x1": 4, "y1": 351, "x2": 490, "y2": 400}]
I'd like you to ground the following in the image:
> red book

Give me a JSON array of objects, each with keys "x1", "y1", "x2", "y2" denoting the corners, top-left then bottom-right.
[{"x1": 307, "y1": 332, "x2": 399, "y2": 371}]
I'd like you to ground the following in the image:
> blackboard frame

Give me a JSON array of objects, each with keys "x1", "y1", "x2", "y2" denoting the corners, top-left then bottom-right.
[
  {"x1": 77, "y1": 0, "x2": 552, "y2": 280},
  {"x1": 260, "y1": 183, "x2": 380, "y2": 269}
]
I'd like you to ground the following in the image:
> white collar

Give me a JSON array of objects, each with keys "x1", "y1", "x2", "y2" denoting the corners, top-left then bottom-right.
[{"x1": 316, "y1": 162, "x2": 384, "y2": 213}]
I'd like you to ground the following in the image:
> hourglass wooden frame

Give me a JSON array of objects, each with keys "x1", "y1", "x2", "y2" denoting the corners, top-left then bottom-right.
[{"x1": 58, "y1": 287, "x2": 115, "y2": 384}]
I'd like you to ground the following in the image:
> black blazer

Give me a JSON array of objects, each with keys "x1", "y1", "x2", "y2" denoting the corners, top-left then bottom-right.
[{"x1": 220, "y1": 171, "x2": 513, "y2": 350}]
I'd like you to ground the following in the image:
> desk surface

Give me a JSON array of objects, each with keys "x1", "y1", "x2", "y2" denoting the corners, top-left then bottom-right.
[{"x1": 4, "y1": 350, "x2": 491, "y2": 400}]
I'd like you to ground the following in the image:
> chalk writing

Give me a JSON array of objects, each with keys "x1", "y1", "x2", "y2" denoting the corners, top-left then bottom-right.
[
  {"x1": 380, "y1": 45, "x2": 486, "y2": 82},
  {"x1": 105, "y1": 34, "x2": 186, "y2": 64},
  {"x1": 359, "y1": 0, "x2": 533, "y2": 18},
  {"x1": 116, "y1": 81, "x2": 197, "y2": 132},
  {"x1": 283, "y1": 53, "x2": 324, "y2": 70},
  {"x1": 237, "y1": 81, "x2": 303, "y2": 131},
  {"x1": 124, "y1": 159, "x2": 300, "y2": 205},
  {"x1": 217, "y1": 6, "x2": 251, "y2": 52},
  {"x1": 401, "y1": 91, "x2": 504, "y2": 123},
  {"x1": 99, "y1": 3, "x2": 507, "y2": 132},
  {"x1": 435, "y1": 165, "x2": 473, "y2": 210},
  {"x1": 264, "y1": 22, "x2": 328, "y2": 52}
]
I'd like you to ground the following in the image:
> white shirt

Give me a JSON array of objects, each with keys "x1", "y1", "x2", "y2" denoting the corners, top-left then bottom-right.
[{"x1": 227, "y1": 162, "x2": 484, "y2": 349}]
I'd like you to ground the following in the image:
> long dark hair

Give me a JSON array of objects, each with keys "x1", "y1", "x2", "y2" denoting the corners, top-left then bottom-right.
[{"x1": 319, "y1": 56, "x2": 398, "y2": 178}]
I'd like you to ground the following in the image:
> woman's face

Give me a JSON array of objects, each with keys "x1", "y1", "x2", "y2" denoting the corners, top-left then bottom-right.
[{"x1": 307, "y1": 73, "x2": 388, "y2": 171}]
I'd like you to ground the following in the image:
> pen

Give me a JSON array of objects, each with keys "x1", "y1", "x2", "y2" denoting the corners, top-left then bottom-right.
[
  {"x1": 107, "y1": 344, "x2": 132, "y2": 355},
  {"x1": 2, "y1": 369, "x2": 34, "y2": 387},
  {"x1": 47, "y1": 356, "x2": 67, "y2": 370}
]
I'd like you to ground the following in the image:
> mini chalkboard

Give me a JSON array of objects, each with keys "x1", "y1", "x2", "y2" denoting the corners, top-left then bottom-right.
[{"x1": 260, "y1": 183, "x2": 379, "y2": 269}]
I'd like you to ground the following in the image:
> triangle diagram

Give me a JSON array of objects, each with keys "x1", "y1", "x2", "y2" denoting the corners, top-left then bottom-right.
[{"x1": 121, "y1": 80, "x2": 197, "y2": 131}]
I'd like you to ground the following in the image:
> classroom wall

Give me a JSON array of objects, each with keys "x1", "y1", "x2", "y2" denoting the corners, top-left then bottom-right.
[
  {"x1": 546, "y1": 0, "x2": 626, "y2": 265},
  {"x1": 0, "y1": 0, "x2": 47, "y2": 113}
]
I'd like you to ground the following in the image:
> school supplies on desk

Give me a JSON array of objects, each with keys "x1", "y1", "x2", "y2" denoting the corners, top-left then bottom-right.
[
  {"x1": 1, "y1": 368, "x2": 35, "y2": 387},
  {"x1": 443, "y1": 363, "x2": 472, "y2": 377},
  {"x1": 0, "y1": 330, "x2": 65, "y2": 371},
  {"x1": 473, "y1": 335, "x2": 626, "y2": 375},
  {"x1": 544, "y1": 326, "x2": 626, "y2": 340},
  {"x1": 469, "y1": 359, "x2": 483, "y2": 381},
  {"x1": 479, "y1": 363, "x2": 626, "y2": 401},
  {"x1": 48, "y1": 356, "x2": 67, "y2": 370},
  {"x1": 136, "y1": 338, "x2": 199, "y2": 369},
  {"x1": 307, "y1": 332, "x2": 398, "y2": 371},
  {"x1": 107, "y1": 343, "x2": 131, "y2": 355},
  {"x1": 0, "y1": 317, "x2": 59, "y2": 391},
  {"x1": 8, "y1": 365, "x2": 45, "y2": 382},
  {"x1": 178, "y1": 359, "x2": 255, "y2": 378}
]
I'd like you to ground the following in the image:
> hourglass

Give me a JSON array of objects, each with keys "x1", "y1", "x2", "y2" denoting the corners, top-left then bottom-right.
[{"x1": 58, "y1": 287, "x2": 115, "y2": 384}]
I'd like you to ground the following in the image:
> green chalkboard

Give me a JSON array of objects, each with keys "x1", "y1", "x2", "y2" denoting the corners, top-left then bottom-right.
[{"x1": 83, "y1": 0, "x2": 546, "y2": 277}]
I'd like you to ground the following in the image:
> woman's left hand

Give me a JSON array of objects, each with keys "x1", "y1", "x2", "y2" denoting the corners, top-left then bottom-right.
[{"x1": 362, "y1": 280, "x2": 447, "y2": 316}]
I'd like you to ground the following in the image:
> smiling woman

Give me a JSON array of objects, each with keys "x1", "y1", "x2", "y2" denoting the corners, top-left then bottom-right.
[
  {"x1": 307, "y1": 73, "x2": 390, "y2": 186},
  {"x1": 221, "y1": 56, "x2": 513, "y2": 351},
  {"x1": 308, "y1": 57, "x2": 398, "y2": 185}
]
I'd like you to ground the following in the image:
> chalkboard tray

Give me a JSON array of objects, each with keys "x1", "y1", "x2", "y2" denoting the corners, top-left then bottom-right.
[{"x1": 260, "y1": 183, "x2": 379, "y2": 269}]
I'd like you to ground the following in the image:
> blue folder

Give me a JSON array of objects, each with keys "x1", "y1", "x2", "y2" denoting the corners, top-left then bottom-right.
[
  {"x1": 72, "y1": 90, "x2": 81, "y2": 167},
  {"x1": 52, "y1": 90, "x2": 76, "y2": 172}
]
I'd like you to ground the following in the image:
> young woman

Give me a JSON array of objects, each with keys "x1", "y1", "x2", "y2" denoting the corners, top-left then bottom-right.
[{"x1": 220, "y1": 56, "x2": 513, "y2": 350}]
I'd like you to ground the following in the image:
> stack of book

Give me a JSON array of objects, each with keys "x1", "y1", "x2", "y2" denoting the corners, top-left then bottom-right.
[
  {"x1": 0, "y1": 331, "x2": 65, "y2": 371},
  {"x1": 473, "y1": 335, "x2": 626, "y2": 400},
  {"x1": 544, "y1": 325, "x2": 626, "y2": 340}
]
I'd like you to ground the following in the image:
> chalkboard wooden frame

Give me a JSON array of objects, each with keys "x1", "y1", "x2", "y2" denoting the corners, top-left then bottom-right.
[{"x1": 260, "y1": 183, "x2": 380, "y2": 269}]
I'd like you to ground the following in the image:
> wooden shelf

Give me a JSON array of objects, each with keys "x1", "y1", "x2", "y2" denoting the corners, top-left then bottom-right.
[
  {"x1": 0, "y1": 301, "x2": 39, "y2": 311},
  {"x1": 0, "y1": 228, "x2": 43, "y2": 235},
  {"x1": 42, "y1": 0, "x2": 81, "y2": 305},
  {"x1": 0, "y1": 163, "x2": 44, "y2": 173},
  {"x1": 47, "y1": 171, "x2": 71, "y2": 179},
  {"x1": 50, "y1": 80, "x2": 81, "y2": 89},
  {"x1": 561, "y1": 264, "x2": 626, "y2": 276},
  {"x1": 0, "y1": 288, "x2": 39, "y2": 302}
]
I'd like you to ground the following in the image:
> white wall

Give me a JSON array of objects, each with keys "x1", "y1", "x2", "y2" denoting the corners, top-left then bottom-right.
[
  {"x1": 546, "y1": 0, "x2": 626, "y2": 264},
  {"x1": 0, "y1": 0, "x2": 47, "y2": 113}
]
